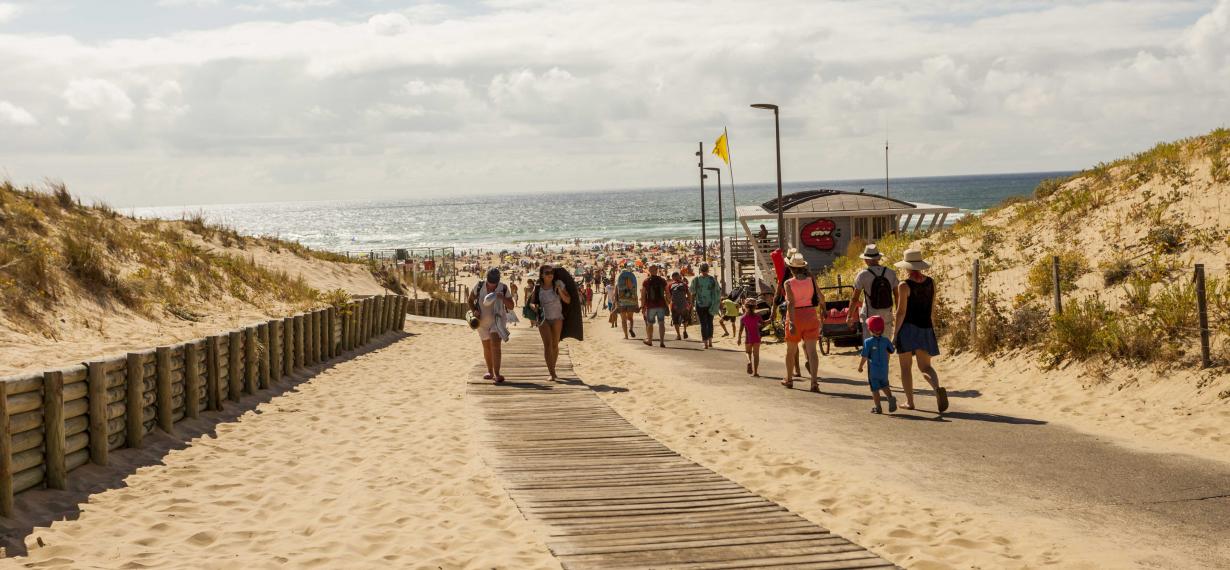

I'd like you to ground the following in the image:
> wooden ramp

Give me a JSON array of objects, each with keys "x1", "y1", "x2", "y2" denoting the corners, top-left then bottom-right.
[{"x1": 469, "y1": 335, "x2": 897, "y2": 569}]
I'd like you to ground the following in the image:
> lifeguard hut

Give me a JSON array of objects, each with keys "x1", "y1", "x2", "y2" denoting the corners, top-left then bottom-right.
[{"x1": 724, "y1": 189, "x2": 958, "y2": 292}]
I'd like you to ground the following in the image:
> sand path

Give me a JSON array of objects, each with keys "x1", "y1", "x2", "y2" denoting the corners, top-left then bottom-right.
[
  {"x1": 6, "y1": 321, "x2": 558, "y2": 569},
  {"x1": 570, "y1": 319, "x2": 1230, "y2": 569}
]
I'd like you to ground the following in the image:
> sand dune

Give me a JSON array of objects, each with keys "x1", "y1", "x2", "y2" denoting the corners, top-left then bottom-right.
[{"x1": 7, "y1": 321, "x2": 558, "y2": 569}]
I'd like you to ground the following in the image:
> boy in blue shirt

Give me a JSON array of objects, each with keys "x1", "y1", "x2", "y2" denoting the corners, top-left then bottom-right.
[{"x1": 858, "y1": 315, "x2": 898, "y2": 414}]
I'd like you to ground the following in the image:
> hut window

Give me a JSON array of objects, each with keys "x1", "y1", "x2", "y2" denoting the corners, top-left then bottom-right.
[{"x1": 853, "y1": 218, "x2": 869, "y2": 238}]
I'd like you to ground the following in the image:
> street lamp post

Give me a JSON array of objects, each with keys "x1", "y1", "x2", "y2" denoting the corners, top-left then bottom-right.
[
  {"x1": 704, "y1": 167, "x2": 724, "y2": 290},
  {"x1": 751, "y1": 103, "x2": 784, "y2": 251},
  {"x1": 696, "y1": 142, "x2": 707, "y2": 263}
]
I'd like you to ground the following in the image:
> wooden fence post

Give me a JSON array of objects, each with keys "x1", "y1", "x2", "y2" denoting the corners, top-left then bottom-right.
[
  {"x1": 185, "y1": 342, "x2": 200, "y2": 419},
  {"x1": 283, "y1": 318, "x2": 294, "y2": 376},
  {"x1": 313, "y1": 310, "x2": 322, "y2": 363},
  {"x1": 316, "y1": 309, "x2": 325, "y2": 361},
  {"x1": 970, "y1": 259, "x2": 980, "y2": 341},
  {"x1": 258, "y1": 323, "x2": 271, "y2": 389},
  {"x1": 155, "y1": 346, "x2": 173, "y2": 434},
  {"x1": 206, "y1": 337, "x2": 222, "y2": 412},
  {"x1": 327, "y1": 307, "x2": 337, "y2": 359},
  {"x1": 341, "y1": 305, "x2": 351, "y2": 353},
  {"x1": 244, "y1": 327, "x2": 257, "y2": 395},
  {"x1": 303, "y1": 312, "x2": 314, "y2": 366},
  {"x1": 43, "y1": 370, "x2": 66, "y2": 490},
  {"x1": 293, "y1": 315, "x2": 304, "y2": 370},
  {"x1": 86, "y1": 359, "x2": 110, "y2": 465},
  {"x1": 228, "y1": 331, "x2": 243, "y2": 402},
  {"x1": 126, "y1": 353, "x2": 146, "y2": 446},
  {"x1": 1196, "y1": 264, "x2": 1211, "y2": 368},
  {"x1": 1052, "y1": 255, "x2": 1063, "y2": 314},
  {"x1": 0, "y1": 380, "x2": 13, "y2": 517},
  {"x1": 376, "y1": 296, "x2": 386, "y2": 333},
  {"x1": 269, "y1": 320, "x2": 282, "y2": 383}
]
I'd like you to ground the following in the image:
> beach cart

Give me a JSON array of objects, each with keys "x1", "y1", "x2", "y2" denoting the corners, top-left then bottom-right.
[{"x1": 819, "y1": 285, "x2": 861, "y2": 355}]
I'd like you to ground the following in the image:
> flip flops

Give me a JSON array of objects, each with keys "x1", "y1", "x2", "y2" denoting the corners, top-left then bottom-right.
[
  {"x1": 495, "y1": 375, "x2": 506, "y2": 384},
  {"x1": 483, "y1": 373, "x2": 493, "y2": 380}
]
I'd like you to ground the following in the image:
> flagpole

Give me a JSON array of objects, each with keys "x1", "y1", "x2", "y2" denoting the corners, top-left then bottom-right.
[{"x1": 724, "y1": 127, "x2": 736, "y2": 248}]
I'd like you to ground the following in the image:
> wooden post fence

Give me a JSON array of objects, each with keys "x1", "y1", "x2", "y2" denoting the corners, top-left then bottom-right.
[
  {"x1": 0, "y1": 380, "x2": 10, "y2": 517},
  {"x1": 206, "y1": 337, "x2": 222, "y2": 411},
  {"x1": 1195, "y1": 264, "x2": 1211, "y2": 368},
  {"x1": 244, "y1": 327, "x2": 257, "y2": 395},
  {"x1": 0, "y1": 296, "x2": 408, "y2": 517},
  {"x1": 258, "y1": 323, "x2": 271, "y2": 389},
  {"x1": 970, "y1": 259, "x2": 980, "y2": 341},
  {"x1": 185, "y1": 342, "x2": 200, "y2": 419},
  {"x1": 43, "y1": 369, "x2": 66, "y2": 490},
  {"x1": 1051, "y1": 255, "x2": 1063, "y2": 314},
  {"x1": 155, "y1": 346, "x2": 173, "y2": 434},
  {"x1": 228, "y1": 332, "x2": 243, "y2": 402}
]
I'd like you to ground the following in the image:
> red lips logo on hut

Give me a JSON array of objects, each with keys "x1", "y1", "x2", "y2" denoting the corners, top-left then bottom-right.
[{"x1": 801, "y1": 219, "x2": 839, "y2": 251}]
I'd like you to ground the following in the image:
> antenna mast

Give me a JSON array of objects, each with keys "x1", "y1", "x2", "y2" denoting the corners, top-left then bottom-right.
[{"x1": 884, "y1": 140, "x2": 890, "y2": 199}]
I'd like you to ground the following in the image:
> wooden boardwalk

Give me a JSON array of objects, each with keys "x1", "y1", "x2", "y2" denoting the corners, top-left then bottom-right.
[{"x1": 468, "y1": 335, "x2": 897, "y2": 569}]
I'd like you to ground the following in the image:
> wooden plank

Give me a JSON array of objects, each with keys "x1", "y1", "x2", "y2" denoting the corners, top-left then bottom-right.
[
  {"x1": 42, "y1": 370, "x2": 66, "y2": 490},
  {"x1": 470, "y1": 334, "x2": 895, "y2": 570}
]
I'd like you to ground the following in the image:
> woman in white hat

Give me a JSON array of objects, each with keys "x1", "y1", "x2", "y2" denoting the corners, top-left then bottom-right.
[
  {"x1": 892, "y1": 249, "x2": 948, "y2": 412},
  {"x1": 781, "y1": 252, "x2": 823, "y2": 391}
]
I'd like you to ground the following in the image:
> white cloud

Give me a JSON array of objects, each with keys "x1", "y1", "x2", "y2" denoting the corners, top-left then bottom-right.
[
  {"x1": 63, "y1": 78, "x2": 136, "y2": 121},
  {"x1": 0, "y1": 0, "x2": 1228, "y2": 206},
  {"x1": 0, "y1": 3, "x2": 20, "y2": 24},
  {"x1": 0, "y1": 100, "x2": 36, "y2": 126}
]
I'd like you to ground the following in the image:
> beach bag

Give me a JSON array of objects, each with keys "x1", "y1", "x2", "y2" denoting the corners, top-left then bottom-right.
[
  {"x1": 522, "y1": 303, "x2": 539, "y2": 322},
  {"x1": 616, "y1": 271, "x2": 638, "y2": 304},
  {"x1": 867, "y1": 267, "x2": 893, "y2": 310}
]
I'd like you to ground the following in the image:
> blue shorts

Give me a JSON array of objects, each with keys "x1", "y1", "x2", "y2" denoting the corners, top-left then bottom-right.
[
  {"x1": 645, "y1": 307, "x2": 667, "y2": 325},
  {"x1": 868, "y1": 375, "x2": 889, "y2": 391}
]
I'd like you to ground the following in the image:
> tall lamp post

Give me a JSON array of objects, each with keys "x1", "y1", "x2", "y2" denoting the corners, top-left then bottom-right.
[
  {"x1": 703, "y1": 167, "x2": 725, "y2": 290},
  {"x1": 695, "y1": 142, "x2": 707, "y2": 262},
  {"x1": 751, "y1": 103, "x2": 784, "y2": 251}
]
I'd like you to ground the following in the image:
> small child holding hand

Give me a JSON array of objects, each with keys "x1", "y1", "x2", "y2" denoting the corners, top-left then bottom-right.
[{"x1": 858, "y1": 315, "x2": 898, "y2": 414}]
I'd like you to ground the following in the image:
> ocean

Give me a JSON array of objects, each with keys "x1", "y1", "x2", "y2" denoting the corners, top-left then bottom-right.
[{"x1": 133, "y1": 171, "x2": 1073, "y2": 253}]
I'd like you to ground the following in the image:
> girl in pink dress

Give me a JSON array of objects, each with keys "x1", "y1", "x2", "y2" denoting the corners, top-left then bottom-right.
[{"x1": 736, "y1": 299, "x2": 763, "y2": 377}]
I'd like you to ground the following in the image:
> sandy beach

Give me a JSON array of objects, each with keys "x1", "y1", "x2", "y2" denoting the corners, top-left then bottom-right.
[{"x1": 5, "y1": 320, "x2": 558, "y2": 569}]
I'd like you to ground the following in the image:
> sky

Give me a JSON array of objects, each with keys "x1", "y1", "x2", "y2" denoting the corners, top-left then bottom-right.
[{"x1": 0, "y1": 0, "x2": 1228, "y2": 207}]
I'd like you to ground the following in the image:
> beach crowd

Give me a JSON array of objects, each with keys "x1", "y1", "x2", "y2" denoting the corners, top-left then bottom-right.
[{"x1": 463, "y1": 240, "x2": 947, "y2": 416}]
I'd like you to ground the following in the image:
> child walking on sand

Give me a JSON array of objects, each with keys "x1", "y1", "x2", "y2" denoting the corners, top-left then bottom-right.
[
  {"x1": 736, "y1": 299, "x2": 763, "y2": 377},
  {"x1": 858, "y1": 315, "x2": 898, "y2": 414}
]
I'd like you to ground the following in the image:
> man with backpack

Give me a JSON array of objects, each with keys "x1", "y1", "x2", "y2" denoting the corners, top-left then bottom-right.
[
  {"x1": 848, "y1": 244, "x2": 899, "y2": 341},
  {"x1": 615, "y1": 264, "x2": 639, "y2": 340},
  {"x1": 641, "y1": 263, "x2": 669, "y2": 347}
]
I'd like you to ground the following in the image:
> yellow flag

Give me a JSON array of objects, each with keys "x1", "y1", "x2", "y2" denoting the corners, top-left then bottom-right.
[{"x1": 712, "y1": 130, "x2": 730, "y2": 165}]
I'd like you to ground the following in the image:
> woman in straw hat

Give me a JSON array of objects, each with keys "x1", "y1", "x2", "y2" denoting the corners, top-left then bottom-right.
[
  {"x1": 892, "y1": 249, "x2": 948, "y2": 412},
  {"x1": 781, "y1": 252, "x2": 823, "y2": 392}
]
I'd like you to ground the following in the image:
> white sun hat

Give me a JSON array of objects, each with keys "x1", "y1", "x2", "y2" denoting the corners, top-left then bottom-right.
[{"x1": 894, "y1": 249, "x2": 931, "y2": 271}]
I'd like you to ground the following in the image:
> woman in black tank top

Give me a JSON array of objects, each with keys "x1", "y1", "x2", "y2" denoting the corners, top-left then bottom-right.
[{"x1": 892, "y1": 250, "x2": 948, "y2": 414}]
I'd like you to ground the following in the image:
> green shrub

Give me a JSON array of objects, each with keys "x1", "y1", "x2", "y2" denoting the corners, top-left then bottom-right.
[
  {"x1": 1101, "y1": 258, "x2": 1134, "y2": 287},
  {"x1": 1046, "y1": 295, "x2": 1111, "y2": 361},
  {"x1": 1027, "y1": 251, "x2": 1089, "y2": 298},
  {"x1": 1033, "y1": 177, "x2": 1064, "y2": 199},
  {"x1": 1150, "y1": 279, "x2": 1197, "y2": 337},
  {"x1": 1144, "y1": 222, "x2": 1190, "y2": 254}
]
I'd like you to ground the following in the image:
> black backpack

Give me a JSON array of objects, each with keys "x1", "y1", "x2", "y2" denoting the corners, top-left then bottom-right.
[
  {"x1": 867, "y1": 267, "x2": 894, "y2": 310},
  {"x1": 645, "y1": 276, "x2": 666, "y2": 304}
]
